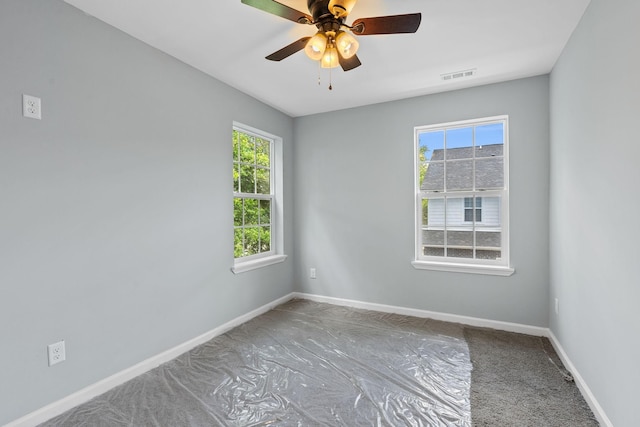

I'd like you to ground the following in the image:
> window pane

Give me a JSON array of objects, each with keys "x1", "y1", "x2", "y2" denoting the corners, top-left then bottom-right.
[
  {"x1": 475, "y1": 142, "x2": 503, "y2": 159},
  {"x1": 446, "y1": 197, "x2": 474, "y2": 259},
  {"x1": 475, "y1": 158, "x2": 504, "y2": 190},
  {"x1": 446, "y1": 159, "x2": 473, "y2": 191},
  {"x1": 475, "y1": 123, "x2": 504, "y2": 157},
  {"x1": 232, "y1": 131, "x2": 240, "y2": 162},
  {"x1": 446, "y1": 127, "x2": 473, "y2": 153},
  {"x1": 256, "y1": 139, "x2": 270, "y2": 167},
  {"x1": 464, "y1": 208, "x2": 473, "y2": 222},
  {"x1": 423, "y1": 230, "x2": 444, "y2": 250},
  {"x1": 447, "y1": 248, "x2": 474, "y2": 259},
  {"x1": 419, "y1": 130, "x2": 444, "y2": 162},
  {"x1": 424, "y1": 197, "x2": 444, "y2": 227},
  {"x1": 447, "y1": 230, "x2": 474, "y2": 248},
  {"x1": 244, "y1": 198, "x2": 259, "y2": 225},
  {"x1": 234, "y1": 228, "x2": 244, "y2": 258},
  {"x1": 256, "y1": 167, "x2": 270, "y2": 194},
  {"x1": 239, "y1": 135, "x2": 255, "y2": 164},
  {"x1": 421, "y1": 162, "x2": 444, "y2": 192},
  {"x1": 233, "y1": 198, "x2": 243, "y2": 226},
  {"x1": 476, "y1": 231, "x2": 501, "y2": 249},
  {"x1": 233, "y1": 164, "x2": 240, "y2": 192},
  {"x1": 243, "y1": 227, "x2": 259, "y2": 256},
  {"x1": 260, "y1": 226, "x2": 271, "y2": 252},
  {"x1": 422, "y1": 196, "x2": 444, "y2": 256},
  {"x1": 476, "y1": 249, "x2": 501, "y2": 260},
  {"x1": 240, "y1": 164, "x2": 256, "y2": 193},
  {"x1": 259, "y1": 199, "x2": 271, "y2": 225},
  {"x1": 421, "y1": 198, "x2": 429, "y2": 226},
  {"x1": 424, "y1": 246, "x2": 444, "y2": 257}
]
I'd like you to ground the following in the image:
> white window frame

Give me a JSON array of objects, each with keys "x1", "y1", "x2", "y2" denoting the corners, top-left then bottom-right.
[
  {"x1": 232, "y1": 122, "x2": 286, "y2": 274},
  {"x1": 412, "y1": 116, "x2": 514, "y2": 276}
]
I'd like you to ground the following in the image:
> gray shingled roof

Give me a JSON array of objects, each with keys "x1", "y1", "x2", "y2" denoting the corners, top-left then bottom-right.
[{"x1": 421, "y1": 144, "x2": 503, "y2": 191}]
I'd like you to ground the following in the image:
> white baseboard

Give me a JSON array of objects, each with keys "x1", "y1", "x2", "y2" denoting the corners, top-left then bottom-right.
[
  {"x1": 6, "y1": 293, "x2": 295, "y2": 427},
  {"x1": 9, "y1": 291, "x2": 610, "y2": 427},
  {"x1": 292, "y1": 292, "x2": 549, "y2": 337},
  {"x1": 547, "y1": 331, "x2": 613, "y2": 427}
]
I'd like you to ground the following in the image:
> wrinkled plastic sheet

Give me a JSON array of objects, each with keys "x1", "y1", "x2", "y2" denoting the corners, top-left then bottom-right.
[{"x1": 41, "y1": 299, "x2": 472, "y2": 426}]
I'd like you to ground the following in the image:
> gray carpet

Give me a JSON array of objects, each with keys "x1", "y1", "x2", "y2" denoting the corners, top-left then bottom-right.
[
  {"x1": 464, "y1": 327, "x2": 598, "y2": 426},
  {"x1": 38, "y1": 300, "x2": 598, "y2": 426}
]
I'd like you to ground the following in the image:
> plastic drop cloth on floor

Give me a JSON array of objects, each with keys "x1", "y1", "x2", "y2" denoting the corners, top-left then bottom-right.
[{"x1": 40, "y1": 299, "x2": 472, "y2": 426}]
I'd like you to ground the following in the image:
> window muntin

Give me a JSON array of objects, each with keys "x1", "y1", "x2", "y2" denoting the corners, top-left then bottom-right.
[
  {"x1": 415, "y1": 116, "x2": 510, "y2": 271},
  {"x1": 233, "y1": 128, "x2": 274, "y2": 260}
]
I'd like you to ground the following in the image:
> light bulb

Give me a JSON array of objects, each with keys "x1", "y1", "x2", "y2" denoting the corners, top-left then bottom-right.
[
  {"x1": 336, "y1": 31, "x2": 359, "y2": 59},
  {"x1": 305, "y1": 33, "x2": 327, "y2": 61},
  {"x1": 321, "y1": 46, "x2": 339, "y2": 68}
]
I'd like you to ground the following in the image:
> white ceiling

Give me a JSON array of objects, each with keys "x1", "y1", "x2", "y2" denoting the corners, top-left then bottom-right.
[{"x1": 64, "y1": 0, "x2": 590, "y2": 117}]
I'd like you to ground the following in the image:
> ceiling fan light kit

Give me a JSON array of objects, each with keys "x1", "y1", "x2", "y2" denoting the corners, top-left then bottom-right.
[{"x1": 241, "y1": 0, "x2": 421, "y2": 79}]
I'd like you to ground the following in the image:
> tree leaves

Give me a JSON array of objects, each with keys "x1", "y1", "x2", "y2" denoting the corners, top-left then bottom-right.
[{"x1": 233, "y1": 130, "x2": 273, "y2": 258}]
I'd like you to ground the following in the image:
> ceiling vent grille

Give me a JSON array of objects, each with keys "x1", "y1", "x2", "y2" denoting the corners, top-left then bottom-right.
[{"x1": 441, "y1": 68, "x2": 477, "y2": 81}]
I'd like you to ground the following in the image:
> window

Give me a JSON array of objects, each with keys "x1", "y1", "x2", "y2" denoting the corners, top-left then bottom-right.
[
  {"x1": 464, "y1": 197, "x2": 482, "y2": 222},
  {"x1": 232, "y1": 123, "x2": 286, "y2": 273},
  {"x1": 413, "y1": 116, "x2": 513, "y2": 276}
]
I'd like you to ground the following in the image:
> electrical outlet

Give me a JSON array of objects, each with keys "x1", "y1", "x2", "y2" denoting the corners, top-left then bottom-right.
[
  {"x1": 23, "y1": 94, "x2": 42, "y2": 120},
  {"x1": 555, "y1": 298, "x2": 559, "y2": 315},
  {"x1": 310, "y1": 267, "x2": 316, "y2": 279},
  {"x1": 48, "y1": 340, "x2": 66, "y2": 366}
]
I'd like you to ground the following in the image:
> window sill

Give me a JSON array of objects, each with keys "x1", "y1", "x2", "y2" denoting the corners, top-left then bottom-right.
[
  {"x1": 411, "y1": 260, "x2": 514, "y2": 276},
  {"x1": 232, "y1": 254, "x2": 287, "y2": 274}
]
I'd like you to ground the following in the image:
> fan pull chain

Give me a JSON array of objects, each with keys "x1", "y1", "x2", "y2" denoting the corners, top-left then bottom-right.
[{"x1": 328, "y1": 66, "x2": 333, "y2": 90}]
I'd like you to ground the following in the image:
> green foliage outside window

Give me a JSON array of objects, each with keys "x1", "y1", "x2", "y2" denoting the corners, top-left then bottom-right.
[
  {"x1": 419, "y1": 144, "x2": 429, "y2": 225},
  {"x1": 233, "y1": 130, "x2": 272, "y2": 258}
]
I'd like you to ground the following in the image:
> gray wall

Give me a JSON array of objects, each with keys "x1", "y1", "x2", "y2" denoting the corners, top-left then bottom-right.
[
  {"x1": 550, "y1": 0, "x2": 640, "y2": 425},
  {"x1": 293, "y1": 76, "x2": 550, "y2": 327},
  {"x1": 0, "y1": 1, "x2": 294, "y2": 424}
]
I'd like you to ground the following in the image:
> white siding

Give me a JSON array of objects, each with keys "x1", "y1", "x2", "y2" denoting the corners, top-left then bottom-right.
[
  {"x1": 480, "y1": 197, "x2": 500, "y2": 227},
  {"x1": 427, "y1": 196, "x2": 500, "y2": 228},
  {"x1": 426, "y1": 198, "x2": 446, "y2": 226}
]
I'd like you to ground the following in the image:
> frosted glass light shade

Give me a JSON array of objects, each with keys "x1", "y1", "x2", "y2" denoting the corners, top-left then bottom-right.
[
  {"x1": 328, "y1": 0, "x2": 357, "y2": 18},
  {"x1": 305, "y1": 33, "x2": 327, "y2": 61},
  {"x1": 336, "y1": 31, "x2": 359, "y2": 59},
  {"x1": 321, "y1": 47, "x2": 339, "y2": 68}
]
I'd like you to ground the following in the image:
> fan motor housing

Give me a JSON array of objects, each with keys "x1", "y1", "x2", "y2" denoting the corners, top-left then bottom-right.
[{"x1": 307, "y1": 0, "x2": 332, "y2": 22}]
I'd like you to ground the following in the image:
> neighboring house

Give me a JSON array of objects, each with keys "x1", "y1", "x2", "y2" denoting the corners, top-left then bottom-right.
[{"x1": 421, "y1": 144, "x2": 503, "y2": 260}]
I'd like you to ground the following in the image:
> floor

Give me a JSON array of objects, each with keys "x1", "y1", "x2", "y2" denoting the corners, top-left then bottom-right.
[{"x1": 38, "y1": 299, "x2": 596, "y2": 426}]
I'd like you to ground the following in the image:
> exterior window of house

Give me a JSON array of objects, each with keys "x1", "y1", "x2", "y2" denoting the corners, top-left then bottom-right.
[
  {"x1": 413, "y1": 116, "x2": 513, "y2": 276},
  {"x1": 464, "y1": 197, "x2": 482, "y2": 222},
  {"x1": 232, "y1": 123, "x2": 286, "y2": 274}
]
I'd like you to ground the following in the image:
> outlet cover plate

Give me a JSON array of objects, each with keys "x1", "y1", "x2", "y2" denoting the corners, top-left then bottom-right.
[
  {"x1": 23, "y1": 94, "x2": 42, "y2": 120},
  {"x1": 48, "y1": 340, "x2": 65, "y2": 366}
]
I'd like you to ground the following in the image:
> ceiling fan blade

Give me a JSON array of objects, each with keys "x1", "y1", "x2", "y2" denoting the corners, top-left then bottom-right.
[
  {"x1": 338, "y1": 52, "x2": 362, "y2": 71},
  {"x1": 351, "y1": 13, "x2": 422, "y2": 35},
  {"x1": 266, "y1": 37, "x2": 311, "y2": 61},
  {"x1": 241, "y1": 0, "x2": 313, "y2": 24}
]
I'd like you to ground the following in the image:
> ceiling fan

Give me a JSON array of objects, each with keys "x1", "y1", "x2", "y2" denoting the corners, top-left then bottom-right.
[{"x1": 241, "y1": 0, "x2": 422, "y2": 72}]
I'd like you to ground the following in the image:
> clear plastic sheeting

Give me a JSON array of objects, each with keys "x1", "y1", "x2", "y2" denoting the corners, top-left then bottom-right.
[{"x1": 40, "y1": 300, "x2": 472, "y2": 426}]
